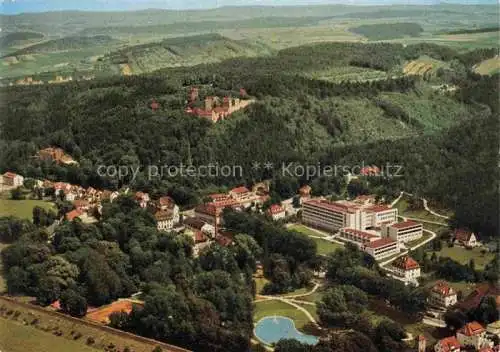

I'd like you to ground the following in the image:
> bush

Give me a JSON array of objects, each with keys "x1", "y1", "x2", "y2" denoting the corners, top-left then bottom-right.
[{"x1": 86, "y1": 337, "x2": 95, "y2": 345}]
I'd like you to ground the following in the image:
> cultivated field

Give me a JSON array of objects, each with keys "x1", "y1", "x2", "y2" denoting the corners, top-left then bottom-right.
[
  {"x1": 0, "y1": 297, "x2": 189, "y2": 352},
  {"x1": 0, "y1": 318, "x2": 99, "y2": 352},
  {"x1": 474, "y1": 56, "x2": 500, "y2": 75}
]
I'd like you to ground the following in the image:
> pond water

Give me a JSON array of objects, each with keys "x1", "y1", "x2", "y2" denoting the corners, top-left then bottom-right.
[{"x1": 254, "y1": 316, "x2": 319, "y2": 346}]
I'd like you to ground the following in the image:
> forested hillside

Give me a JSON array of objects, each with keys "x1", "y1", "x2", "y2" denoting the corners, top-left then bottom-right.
[
  {"x1": 0, "y1": 41, "x2": 498, "y2": 236},
  {"x1": 4, "y1": 35, "x2": 120, "y2": 57},
  {"x1": 99, "y1": 33, "x2": 273, "y2": 74}
]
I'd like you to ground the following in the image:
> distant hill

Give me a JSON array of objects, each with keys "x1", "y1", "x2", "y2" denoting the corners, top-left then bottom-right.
[
  {"x1": 0, "y1": 31, "x2": 44, "y2": 47},
  {"x1": 3, "y1": 35, "x2": 120, "y2": 57},
  {"x1": 350, "y1": 22, "x2": 424, "y2": 40},
  {"x1": 80, "y1": 16, "x2": 330, "y2": 37},
  {"x1": 101, "y1": 33, "x2": 274, "y2": 74}
]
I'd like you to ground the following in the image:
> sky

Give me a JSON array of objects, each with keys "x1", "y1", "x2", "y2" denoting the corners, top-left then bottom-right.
[{"x1": 0, "y1": 0, "x2": 496, "y2": 14}]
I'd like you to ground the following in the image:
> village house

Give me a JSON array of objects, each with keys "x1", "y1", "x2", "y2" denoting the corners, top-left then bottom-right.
[
  {"x1": 454, "y1": 229, "x2": 479, "y2": 248},
  {"x1": 155, "y1": 210, "x2": 174, "y2": 231},
  {"x1": 73, "y1": 200, "x2": 90, "y2": 211},
  {"x1": 54, "y1": 182, "x2": 72, "y2": 196},
  {"x1": 267, "y1": 204, "x2": 286, "y2": 221},
  {"x1": 192, "y1": 230, "x2": 210, "y2": 257},
  {"x1": 65, "y1": 209, "x2": 83, "y2": 222},
  {"x1": 428, "y1": 281, "x2": 458, "y2": 308},
  {"x1": 456, "y1": 321, "x2": 488, "y2": 350},
  {"x1": 2, "y1": 172, "x2": 24, "y2": 187},
  {"x1": 434, "y1": 336, "x2": 461, "y2": 352},
  {"x1": 157, "y1": 196, "x2": 180, "y2": 224},
  {"x1": 206, "y1": 193, "x2": 231, "y2": 203},
  {"x1": 135, "y1": 192, "x2": 150, "y2": 208},
  {"x1": 390, "y1": 255, "x2": 421, "y2": 285},
  {"x1": 298, "y1": 185, "x2": 312, "y2": 202},
  {"x1": 183, "y1": 217, "x2": 216, "y2": 238}
]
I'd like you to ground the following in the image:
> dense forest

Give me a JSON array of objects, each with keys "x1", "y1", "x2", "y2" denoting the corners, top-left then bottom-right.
[
  {"x1": 0, "y1": 41, "x2": 498, "y2": 238},
  {"x1": 349, "y1": 22, "x2": 424, "y2": 40}
]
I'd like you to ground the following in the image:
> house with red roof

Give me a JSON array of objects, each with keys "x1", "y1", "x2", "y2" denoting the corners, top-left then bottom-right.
[
  {"x1": 135, "y1": 192, "x2": 150, "y2": 208},
  {"x1": 65, "y1": 209, "x2": 83, "y2": 221},
  {"x1": 73, "y1": 199, "x2": 90, "y2": 211},
  {"x1": 229, "y1": 186, "x2": 251, "y2": 202},
  {"x1": 2, "y1": 171, "x2": 24, "y2": 187},
  {"x1": 456, "y1": 321, "x2": 487, "y2": 349},
  {"x1": 391, "y1": 255, "x2": 421, "y2": 285},
  {"x1": 434, "y1": 336, "x2": 461, "y2": 352},
  {"x1": 454, "y1": 229, "x2": 478, "y2": 248},
  {"x1": 338, "y1": 228, "x2": 379, "y2": 246},
  {"x1": 429, "y1": 281, "x2": 458, "y2": 308},
  {"x1": 267, "y1": 204, "x2": 286, "y2": 221}
]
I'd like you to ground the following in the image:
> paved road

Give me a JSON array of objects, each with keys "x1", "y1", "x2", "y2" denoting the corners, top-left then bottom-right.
[{"x1": 422, "y1": 198, "x2": 450, "y2": 220}]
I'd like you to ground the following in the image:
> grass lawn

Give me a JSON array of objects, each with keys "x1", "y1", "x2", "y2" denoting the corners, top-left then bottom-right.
[
  {"x1": 279, "y1": 286, "x2": 313, "y2": 298},
  {"x1": 254, "y1": 300, "x2": 311, "y2": 330},
  {"x1": 311, "y1": 237, "x2": 343, "y2": 256},
  {"x1": 406, "y1": 231, "x2": 433, "y2": 248},
  {"x1": 0, "y1": 199, "x2": 55, "y2": 221},
  {"x1": 288, "y1": 224, "x2": 329, "y2": 238},
  {"x1": 0, "y1": 318, "x2": 98, "y2": 352},
  {"x1": 431, "y1": 246, "x2": 495, "y2": 270}
]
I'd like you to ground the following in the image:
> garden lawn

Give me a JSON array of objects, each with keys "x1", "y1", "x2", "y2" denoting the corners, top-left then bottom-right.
[
  {"x1": 0, "y1": 199, "x2": 55, "y2": 221},
  {"x1": 288, "y1": 224, "x2": 329, "y2": 238},
  {"x1": 311, "y1": 237, "x2": 343, "y2": 256},
  {"x1": 431, "y1": 246, "x2": 495, "y2": 270}
]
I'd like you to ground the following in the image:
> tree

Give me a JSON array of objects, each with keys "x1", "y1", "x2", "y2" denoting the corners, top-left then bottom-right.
[
  {"x1": 10, "y1": 187, "x2": 24, "y2": 200},
  {"x1": 444, "y1": 310, "x2": 467, "y2": 331},
  {"x1": 60, "y1": 289, "x2": 88, "y2": 317},
  {"x1": 36, "y1": 277, "x2": 61, "y2": 306},
  {"x1": 275, "y1": 339, "x2": 312, "y2": 352}
]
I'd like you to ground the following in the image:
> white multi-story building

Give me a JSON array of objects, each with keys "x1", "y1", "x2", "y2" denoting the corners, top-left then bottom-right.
[
  {"x1": 391, "y1": 255, "x2": 421, "y2": 285},
  {"x1": 2, "y1": 172, "x2": 24, "y2": 187},
  {"x1": 302, "y1": 198, "x2": 398, "y2": 233},
  {"x1": 267, "y1": 204, "x2": 286, "y2": 221},
  {"x1": 383, "y1": 220, "x2": 423, "y2": 244},
  {"x1": 456, "y1": 321, "x2": 487, "y2": 350},
  {"x1": 428, "y1": 281, "x2": 458, "y2": 308},
  {"x1": 363, "y1": 238, "x2": 399, "y2": 260},
  {"x1": 155, "y1": 210, "x2": 174, "y2": 231}
]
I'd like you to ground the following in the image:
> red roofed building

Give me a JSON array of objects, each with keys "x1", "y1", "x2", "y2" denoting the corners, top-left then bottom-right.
[
  {"x1": 2, "y1": 171, "x2": 24, "y2": 187},
  {"x1": 429, "y1": 281, "x2": 458, "y2": 308},
  {"x1": 360, "y1": 165, "x2": 381, "y2": 176},
  {"x1": 302, "y1": 198, "x2": 398, "y2": 232},
  {"x1": 391, "y1": 255, "x2": 421, "y2": 284},
  {"x1": 73, "y1": 199, "x2": 90, "y2": 211},
  {"x1": 457, "y1": 283, "x2": 500, "y2": 311},
  {"x1": 215, "y1": 233, "x2": 233, "y2": 247},
  {"x1": 454, "y1": 229, "x2": 478, "y2": 248},
  {"x1": 66, "y1": 209, "x2": 82, "y2": 221},
  {"x1": 267, "y1": 204, "x2": 286, "y2": 221},
  {"x1": 150, "y1": 99, "x2": 160, "y2": 111},
  {"x1": 434, "y1": 336, "x2": 461, "y2": 352},
  {"x1": 206, "y1": 193, "x2": 230, "y2": 203},
  {"x1": 456, "y1": 321, "x2": 487, "y2": 349},
  {"x1": 363, "y1": 237, "x2": 399, "y2": 260},
  {"x1": 299, "y1": 185, "x2": 312, "y2": 199},
  {"x1": 383, "y1": 220, "x2": 423, "y2": 244},
  {"x1": 339, "y1": 228, "x2": 378, "y2": 246}
]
